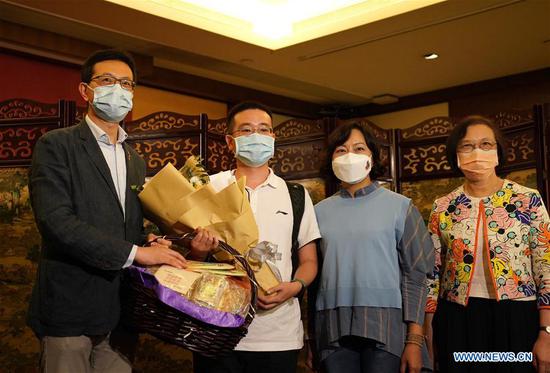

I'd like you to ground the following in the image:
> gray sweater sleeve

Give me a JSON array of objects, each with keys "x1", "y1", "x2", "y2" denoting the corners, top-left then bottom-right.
[{"x1": 398, "y1": 202, "x2": 435, "y2": 325}]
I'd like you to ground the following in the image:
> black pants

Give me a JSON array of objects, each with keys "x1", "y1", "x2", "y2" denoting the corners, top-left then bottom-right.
[
  {"x1": 193, "y1": 349, "x2": 299, "y2": 373},
  {"x1": 434, "y1": 298, "x2": 538, "y2": 373}
]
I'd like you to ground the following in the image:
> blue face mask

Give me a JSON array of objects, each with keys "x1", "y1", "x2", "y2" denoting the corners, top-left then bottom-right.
[
  {"x1": 234, "y1": 133, "x2": 275, "y2": 167},
  {"x1": 89, "y1": 84, "x2": 133, "y2": 122}
]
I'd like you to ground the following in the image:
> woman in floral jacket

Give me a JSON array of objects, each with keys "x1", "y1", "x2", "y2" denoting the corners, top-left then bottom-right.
[{"x1": 424, "y1": 115, "x2": 550, "y2": 373}]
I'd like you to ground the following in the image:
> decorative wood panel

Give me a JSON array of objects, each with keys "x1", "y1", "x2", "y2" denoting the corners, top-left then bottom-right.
[
  {"x1": 272, "y1": 118, "x2": 326, "y2": 180},
  {"x1": 206, "y1": 137, "x2": 235, "y2": 173},
  {"x1": 273, "y1": 118, "x2": 324, "y2": 140},
  {"x1": 207, "y1": 117, "x2": 227, "y2": 136},
  {"x1": 124, "y1": 112, "x2": 204, "y2": 176},
  {"x1": 271, "y1": 139, "x2": 325, "y2": 180},
  {"x1": 0, "y1": 99, "x2": 58, "y2": 119},
  {"x1": 125, "y1": 111, "x2": 200, "y2": 134},
  {"x1": 129, "y1": 136, "x2": 200, "y2": 175},
  {"x1": 0, "y1": 99, "x2": 75, "y2": 167},
  {"x1": 400, "y1": 142, "x2": 452, "y2": 179},
  {"x1": 505, "y1": 127, "x2": 536, "y2": 166},
  {"x1": 0, "y1": 126, "x2": 50, "y2": 164},
  {"x1": 400, "y1": 117, "x2": 455, "y2": 141},
  {"x1": 493, "y1": 109, "x2": 533, "y2": 129}
]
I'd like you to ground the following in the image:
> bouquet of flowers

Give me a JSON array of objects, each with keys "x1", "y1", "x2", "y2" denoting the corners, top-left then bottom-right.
[{"x1": 138, "y1": 157, "x2": 281, "y2": 294}]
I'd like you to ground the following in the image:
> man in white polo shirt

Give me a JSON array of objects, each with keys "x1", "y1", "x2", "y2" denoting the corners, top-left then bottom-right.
[{"x1": 193, "y1": 101, "x2": 320, "y2": 373}]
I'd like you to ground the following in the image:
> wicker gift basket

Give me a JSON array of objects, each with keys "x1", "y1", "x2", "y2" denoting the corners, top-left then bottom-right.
[{"x1": 121, "y1": 233, "x2": 258, "y2": 357}]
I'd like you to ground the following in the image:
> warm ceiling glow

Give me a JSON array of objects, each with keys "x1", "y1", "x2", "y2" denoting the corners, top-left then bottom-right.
[{"x1": 105, "y1": 0, "x2": 446, "y2": 49}]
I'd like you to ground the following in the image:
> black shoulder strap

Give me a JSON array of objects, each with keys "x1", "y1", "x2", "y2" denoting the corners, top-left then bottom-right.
[{"x1": 286, "y1": 181, "x2": 305, "y2": 277}]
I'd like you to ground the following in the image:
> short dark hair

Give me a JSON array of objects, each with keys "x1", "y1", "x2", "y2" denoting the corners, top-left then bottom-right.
[
  {"x1": 323, "y1": 122, "x2": 386, "y2": 183},
  {"x1": 446, "y1": 115, "x2": 507, "y2": 172},
  {"x1": 81, "y1": 49, "x2": 137, "y2": 84},
  {"x1": 226, "y1": 101, "x2": 273, "y2": 134}
]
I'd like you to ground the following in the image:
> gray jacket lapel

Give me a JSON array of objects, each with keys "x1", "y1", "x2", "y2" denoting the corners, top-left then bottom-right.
[{"x1": 78, "y1": 121, "x2": 124, "y2": 214}]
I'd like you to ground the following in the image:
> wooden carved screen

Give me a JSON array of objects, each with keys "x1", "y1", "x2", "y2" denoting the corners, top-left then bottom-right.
[
  {"x1": 205, "y1": 116, "x2": 235, "y2": 174},
  {"x1": 124, "y1": 112, "x2": 206, "y2": 176},
  {"x1": 271, "y1": 118, "x2": 326, "y2": 180},
  {"x1": 395, "y1": 109, "x2": 546, "y2": 214},
  {"x1": 0, "y1": 99, "x2": 76, "y2": 166}
]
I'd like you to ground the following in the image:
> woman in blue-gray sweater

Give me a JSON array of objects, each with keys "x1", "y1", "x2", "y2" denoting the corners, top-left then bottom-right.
[{"x1": 308, "y1": 122, "x2": 434, "y2": 373}]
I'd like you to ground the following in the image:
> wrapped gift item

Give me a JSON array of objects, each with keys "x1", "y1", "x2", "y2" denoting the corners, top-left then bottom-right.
[
  {"x1": 190, "y1": 273, "x2": 251, "y2": 318},
  {"x1": 138, "y1": 161, "x2": 281, "y2": 292},
  {"x1": 151, "y1": 265, "x2": 202, "y2": 295},
  {"x1": 145, "y1": 263, "x2": 252, "y2": 319}
]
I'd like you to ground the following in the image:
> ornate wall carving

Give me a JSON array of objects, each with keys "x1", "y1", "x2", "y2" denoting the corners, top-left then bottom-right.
[
  {"x1": 207, "y1": 118, "x2": 227, "y2": 135},
  {"x1": 493, "y1": 109, "x2": 533, "y2": 128},
  {"x1": 272, "y1": 139, "x2": 324, "y2": 180},
  {"x1": 125, "y1": 111, "x2": 200, "y2": 134},
  {"x1": 207, "y1": 137, "x2": 235, "y2": 173},
  {"x1": 400, "y1": 143, "x2": 451, "y2": 179},
  {"x1": 130, "y1": 137, "x2": 200, "y2": 175},
  {"x1": 401, "y1": 117, "x2": 454, "y2": 141},
  {"x1": 124, "y1": 112, "x2": 204, "y2": 176},
  {"x1": 0, "y1": 126, "x2": 50, "y2": 164},
  {"x1": 0, "y1": 99, "x2": 74, "y2": 166},
  {"x1": 0, "y1": 99, "x2": 58, "y2": 119},
  {"x1": 274, "y1": 119, "x2": 324, "y2": 139},
  {"x1": 505, "y1": 128, "x2": 536, "y2": 165}
]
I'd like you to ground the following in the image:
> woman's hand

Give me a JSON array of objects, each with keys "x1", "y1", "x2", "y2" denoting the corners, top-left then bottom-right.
[
  {"x1": 533, "y1": 332, "x2": 550, "y2": 373},
  {"x1": 400, "y1": 343, "x2": 422, "y2": 373},
  {"x1": 257, "y1": 281, "x2": 302, "y2": 310}
]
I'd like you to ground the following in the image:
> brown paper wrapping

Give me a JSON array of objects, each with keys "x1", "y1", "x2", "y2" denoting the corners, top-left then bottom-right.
[{"x1": 138, "y1": 163, "x2": 280, "y2": 291}]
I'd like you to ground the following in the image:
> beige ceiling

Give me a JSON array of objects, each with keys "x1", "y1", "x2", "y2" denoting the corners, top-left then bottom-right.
[{"x1": 1, "y1": 0, "x2": 549, "y2": 106}]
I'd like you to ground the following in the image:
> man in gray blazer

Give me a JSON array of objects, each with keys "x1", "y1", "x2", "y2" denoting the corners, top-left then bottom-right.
[{"x1": 28, "y1": 49, "x2": 217, "y2": 372}]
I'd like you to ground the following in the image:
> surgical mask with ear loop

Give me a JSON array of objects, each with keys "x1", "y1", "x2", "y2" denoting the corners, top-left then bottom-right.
[
  {"x1": 86, "y1": 83, "x2": 133, "y2": 122},
  {"x1": 332, "y1": 153, "x2": 372, "y2": 184},
  {"x1": 457, "y1": 148, "x2": 499, "y2": 179},
  {"x1": 234, "y1": 133, "x2": 275, "y2": 167}
]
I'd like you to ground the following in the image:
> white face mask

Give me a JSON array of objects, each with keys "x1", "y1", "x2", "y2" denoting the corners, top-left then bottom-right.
[{"x1": 332, "y1": 153, "x2": 372, "y2": 184}]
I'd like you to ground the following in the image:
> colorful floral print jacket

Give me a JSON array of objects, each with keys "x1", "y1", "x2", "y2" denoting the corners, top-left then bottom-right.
[{"x1": 426, "y1": 180, "x2": 550, "y2": 312}]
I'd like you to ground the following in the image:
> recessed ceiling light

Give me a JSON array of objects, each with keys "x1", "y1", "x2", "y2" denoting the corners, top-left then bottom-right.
[
  {"x1": 424, "y1": 53, "x2": 439, "y2": 60},
  {"x1": 105, "y1": 0, "x2": 446, "y2": 50}
]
